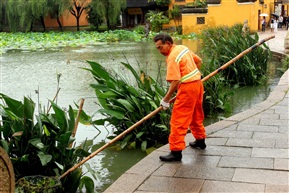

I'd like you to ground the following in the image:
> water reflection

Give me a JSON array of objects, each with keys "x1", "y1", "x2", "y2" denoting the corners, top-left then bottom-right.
[{"x1": 0, "y1": 41, "x2": 283, "y2": 192}]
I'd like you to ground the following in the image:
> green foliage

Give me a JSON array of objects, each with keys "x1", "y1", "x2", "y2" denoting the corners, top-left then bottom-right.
[
  {"x1": 0, "y1": 0, "x2": 5, "y2": 32},
  {"x1": 84, "y1": 61, "x2": 170, "y2": 151},
  {"x1": 146, "y1": 11, "x2": 170, "y2": 32},
  {"x1": 89, "y1": 0, "x2": 126, "y2": 30},
  {"x1": 0, "y1": 30, "x2": 145, "y2": 53},
  {"x1": 155, "y1": 0, "x2": 171, "y2": 6},
  {"x1": 169, "y1": 5, "x2": 182, "y2": 35},
  {"x1": 47, "y1": 0, "x2": 71, "y2": 30},
  {"x1": 16, "y1": 176, "x2": 62, "y2": 193},
  {"x1": 6, "y1": 0, "x2": 49, "y2": 32},
  {"x1": 201, "y1": 24, "x2": 270, "y2": 86},
  {"x1": 134, "y1": 25, "x2": 146, "y2": 35},
  {"x1": 0, "y1": 93, "x2": 95, "y2": 192},
  {"x1": 280, "y1": 56, "x2": 289, "y2": 72},
  {"x1": 86, "y1": 1, "x2": 103, "y2": 29},
  {"x1": 200, "y1": 24, "x2": 271, "y2": 115},
  {"x1": 185, "y1": 0, "x2": 208, "y2": 8}
]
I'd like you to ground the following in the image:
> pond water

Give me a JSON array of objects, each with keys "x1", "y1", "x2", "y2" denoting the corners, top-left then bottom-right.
[{"x1": 0, "y1": 40, "x2": 283, "y2": 192}]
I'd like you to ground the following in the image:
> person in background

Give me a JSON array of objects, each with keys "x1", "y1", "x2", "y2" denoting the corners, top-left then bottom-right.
[
  {"x1": 274, "y1": 17, "x2": 278, "y2": 32},
  {"x1": 261, "y1": 16, "x2": 266, "y2": 32},
  {"x1": 278, "y1": 15, "x2": 283, "y2": 29},
  {"x1": 153, "y1": 33, "x2": 207, "y2": 162},
  {"x1": 270, "y1": 16, "x2": 274, "y2": 32}
]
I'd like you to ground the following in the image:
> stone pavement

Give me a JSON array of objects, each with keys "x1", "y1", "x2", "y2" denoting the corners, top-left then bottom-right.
[{"x1": 104, "y1": 30, "x2": 289, "y2": 193}]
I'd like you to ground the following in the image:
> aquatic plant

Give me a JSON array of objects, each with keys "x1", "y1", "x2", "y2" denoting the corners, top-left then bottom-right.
[
  {"x1": 0, "y1": 93, "x2": 97, "y2": 193},
  {"x1": 200, "y1": 24, "x2": 271, "y2": 115},
  {"x1": 84, "y1": 61, "x2": 170, "y2": 152}
]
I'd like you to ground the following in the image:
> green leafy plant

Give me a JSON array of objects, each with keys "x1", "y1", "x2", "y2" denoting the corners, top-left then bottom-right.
[
  {"x1": 155, "y1": 0, "x2": 171, "y2": 6},
  {"x1": 185, "y1": 0, "x2": 208, "y2": 8},
  {"x1": 84, "y1": 61, "x2": 170, "y2": 152},
  {"x1": 146, "y1": 11, "x2": 170, "y2": 32},
  {"x1": 0, "y1": 93, "x2": 96, "y2": 193},
  {"x1": 169, "y1": 5, "x2": 182, "y2": 35},
  {"x1": 200, "y1": 24, "x2": 270, "y2": 86},
  {"x1": 199, "y1": 24, "x2": 271, "y2": 115},
  {"x1": 280, "y1": 56, "x2": 289, "y2": 73}
]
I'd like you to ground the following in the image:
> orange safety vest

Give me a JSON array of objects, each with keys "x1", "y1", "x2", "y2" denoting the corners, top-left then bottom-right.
[{"x1": 166, "y1": 45, "x2": 202, "y2": 83}]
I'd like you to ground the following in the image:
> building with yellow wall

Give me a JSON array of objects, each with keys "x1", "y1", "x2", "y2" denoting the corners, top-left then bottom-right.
[{"x1": 169, "y1": 0, "x2": 289, "y2": 34}]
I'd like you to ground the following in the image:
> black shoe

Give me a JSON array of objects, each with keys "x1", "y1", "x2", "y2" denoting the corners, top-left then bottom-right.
[
  {"x1": 159, "y1": 151, "x2": 182, "y2": 162},
  {"x1": 189, "y1": 139, "x2": 206, "y2": 149}
]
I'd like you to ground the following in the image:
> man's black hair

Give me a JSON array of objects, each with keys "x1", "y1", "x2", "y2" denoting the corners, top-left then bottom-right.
[{"x1": 153, "y1": 33, "x2": 174, "y2": 44}]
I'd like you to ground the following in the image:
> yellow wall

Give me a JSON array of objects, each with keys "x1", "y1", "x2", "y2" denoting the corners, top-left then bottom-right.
[{"x1": 171, "y1": 0, "x2": 279, "y2": 35}]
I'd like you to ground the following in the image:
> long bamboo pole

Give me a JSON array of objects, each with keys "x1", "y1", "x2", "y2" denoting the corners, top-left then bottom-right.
[
  {"x1": 59, "y1": 35, "x2": 275, "y2": 179},
  {"x1": 69, "y1": 98, "x2": 85, "y2": 148}
]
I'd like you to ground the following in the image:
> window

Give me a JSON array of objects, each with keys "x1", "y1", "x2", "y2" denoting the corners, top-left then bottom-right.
[{"x1": 197, "y1": 17, "x2": 205, "y2": 24}]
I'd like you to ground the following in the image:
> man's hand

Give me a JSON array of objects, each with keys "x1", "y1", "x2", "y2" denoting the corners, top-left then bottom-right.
[{"x1": 160, "y1": 99, "x2": 170, "y2": 110}]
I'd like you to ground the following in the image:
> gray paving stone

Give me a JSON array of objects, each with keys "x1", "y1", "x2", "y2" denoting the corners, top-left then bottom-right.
[
  {"x1": 274, "y1": 158, "x2": 289, "y2": 170},
  {"x1": 209, "y1": 129, "x2": 253, "y2": 139},
  {"x1": 175, "y1": 155, "x2": 221, "y2": 167},
  {"x1": 201, "y1": 180, "x2": 265, "y2": 193},
  {"x1": 226, "y1": 138, "x2": 275, "y2": 148},
  {"x1": 218, "y1": 156, "x2": 273, "y2": 169},
  {"x1": 152, "y1": 162, "x2": 182, "y2": 177},
  {"x1": 206, "y1": 121, "x2": 237, "y2": 135},
  {"x1": 125, "y1": 150, "x2": 163, "y2": 175},
  {"x1": 279, "y1": 126, "x2": 289, "y2": 133},
  {"x1": 279, "y1": 113, "x2": 289, "y2": 120},
  {"x1": 226, "y1": 109, "x2": 261, "y2": 121},
  {"x1": 198, "y1": 146, "x2": 252, "y2": 157},
  {"x1": 271, "y1": 103, "x2": 289, "y2": 113},
  {"x1": 265, "y1": 185, "x2": 289, "y2": 193},
  {"x1": 259, "y1": 109, "x2": 275, "y2": 114},
  {"x1": 104, "y1": 173, "x2": 147, "y2": 193},
  {"x1": 237, "y1": 124, "x2": 279, "y2": 133},
  {"x1": 275, "y1": 138, "x2": 289, "y2": 148},
  {"x1": 175, "y1": 164, "x2": 235, "y2": 181},
  {"x1": 252, "y1": 147, "x2": 289, "y2": 158},
  {"x1": 252, "y1": 101, "x2": 276, "y2": 111},
  {"x1": 240, "y1": 117, "x2": 261, "y2": 124},
  {"x1": 233, "y1": 168, "x2": 289, "y2": 185},
  {"x1": 253, "y1": 132, "x2": 287, "y2": 140},
  {"x1": 206, "y1": 137, "x2": 228, "y2": 146},
  {"x1": 260, "y1": 118, "x2": 289, "y2": 126},
  {"x1": 137, "y1": 176, "x2": 204, "y2": 193}
]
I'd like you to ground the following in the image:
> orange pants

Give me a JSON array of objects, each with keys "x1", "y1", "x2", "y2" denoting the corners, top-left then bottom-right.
[{"x1": 169, "y1": 80, "x2": 206, "y2": 151}]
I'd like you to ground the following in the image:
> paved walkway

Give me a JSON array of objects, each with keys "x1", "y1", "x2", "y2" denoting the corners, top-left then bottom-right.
[{"x1": 105, "y1": 30, "x2": 289, "y2": 193}]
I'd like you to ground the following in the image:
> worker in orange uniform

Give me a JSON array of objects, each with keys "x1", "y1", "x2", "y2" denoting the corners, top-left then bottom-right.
[{"x1": 153, "y1": 33, "x2": 206, "y2": 162}]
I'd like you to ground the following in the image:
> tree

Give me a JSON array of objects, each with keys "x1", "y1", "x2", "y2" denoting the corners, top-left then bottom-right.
[
  {"x1": 69, "y1": 0, "x2": 90, "y2": 31},
  {"x1": 146, "y1": 11, "x2": 169, "y2": 32},
  {"x1": 47, "y1": 0, "x2": 71, "y2": 31},
  {"x1": 0, "y1": 0, "x2": 5, "y2": 31},
  {"x1": 93, "y1": 0, "x2": 126, "y2": 30},
  {"x1": 169, "y1": 5, "x2": 182, "y2": 34},
  {"x1": 86, "y1": 0, "x2": 103, "y2": 29},
  {"x1": 6, "y1": 0, "x2": 49, "y2": 32}
]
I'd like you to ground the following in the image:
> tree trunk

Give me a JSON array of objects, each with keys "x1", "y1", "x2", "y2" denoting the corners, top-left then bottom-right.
[
  {"x1": 77, "y1": 17, "x2": 80, "y2": 31},
  {"x1": 57, "y1": 17, "x2": 63, "y2": 31},
  {"x1": 40, "y1": 16, "x2": 46, "y2": 32}
]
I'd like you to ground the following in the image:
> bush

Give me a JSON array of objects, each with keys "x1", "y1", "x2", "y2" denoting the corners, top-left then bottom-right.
[
  {"x1": 200, "y1": 24, "x2": 271, "y2": 115},
  {"x1": 0, "y1": 94, "x2": 96, "y2": 193},
  {"x1": 84, "y1": 61, "x2": 170, "y2": 152}
]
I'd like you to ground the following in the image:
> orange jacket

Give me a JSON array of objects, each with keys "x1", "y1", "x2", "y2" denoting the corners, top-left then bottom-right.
[{"x1": 166, "y1": 45, "x2": 202, "y2": 83}]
